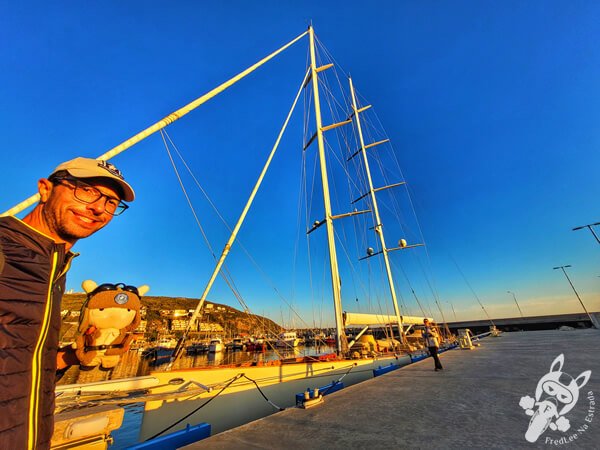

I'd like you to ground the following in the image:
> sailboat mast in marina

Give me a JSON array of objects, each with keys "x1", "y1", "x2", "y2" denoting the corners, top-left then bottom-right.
[
  {"x1": 348, "y1": 75, "x2": 406, "y2": 343},
  {"x1": 307, "y1": 26, "x2": 346, "y2": 355}
]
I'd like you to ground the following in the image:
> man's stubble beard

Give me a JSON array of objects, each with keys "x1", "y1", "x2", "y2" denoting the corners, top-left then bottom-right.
[{"x1": 42, "y1": 202, "x2": 101, "y2": 243}]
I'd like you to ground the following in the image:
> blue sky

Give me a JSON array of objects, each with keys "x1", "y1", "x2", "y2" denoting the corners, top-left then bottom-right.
[{"x1": 1, "y1": 1, "x2": 599, "y2": 325}]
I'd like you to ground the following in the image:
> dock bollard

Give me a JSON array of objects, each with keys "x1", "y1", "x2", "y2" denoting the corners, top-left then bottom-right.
[{"x1": 458, "y1": 328, "x2": 475, "y2": 350}]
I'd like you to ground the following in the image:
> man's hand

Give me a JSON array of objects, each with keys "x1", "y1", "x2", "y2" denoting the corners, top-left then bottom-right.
[{"x1": 57, "y1": 346, "x2": 79, "y2": 369}]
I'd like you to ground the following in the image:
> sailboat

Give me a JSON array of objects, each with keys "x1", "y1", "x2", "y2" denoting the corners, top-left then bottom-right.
[
  {"x1": 7, "y1": 26, "x2": 442, "y2": 444},
  {"x1": 134, "y1": 26, "x2": 441, "y2": 441}
]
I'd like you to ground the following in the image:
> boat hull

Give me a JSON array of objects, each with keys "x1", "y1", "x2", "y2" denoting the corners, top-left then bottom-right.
[{"x1": 140, "y1": 353, "x2": 410, "y2": 439}]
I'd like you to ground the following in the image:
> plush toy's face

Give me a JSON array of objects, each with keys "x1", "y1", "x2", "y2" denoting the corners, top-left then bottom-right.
[
  {"x1": 80, "y1": 280, "x2": 149, "y2": 333},
  {"x1": 84, "y1": 288, "x2": 141, "y2": 331},
  {"x1": 88, "y1": 303, "x2": 137, "y2": 329}
]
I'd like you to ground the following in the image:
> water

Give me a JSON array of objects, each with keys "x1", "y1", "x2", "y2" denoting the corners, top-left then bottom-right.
[
  {"x1": 58, "y1": 345, "x2": 329, "y2": 384},
  {"x1": 57, "y1": 345, "x2": 335, "y2": 448},
  {"x1": 110, "y1": 403, "x2": 145, "y2": 449}
]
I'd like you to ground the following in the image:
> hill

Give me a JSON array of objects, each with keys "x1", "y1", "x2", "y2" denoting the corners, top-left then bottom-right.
[{"x1": 61, "y1": 293, "x2": 282, "y2": 337}]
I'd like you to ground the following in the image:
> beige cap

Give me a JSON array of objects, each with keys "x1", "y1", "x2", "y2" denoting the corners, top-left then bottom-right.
[{"x1": 50, "y1": 157, "x2": 135, "y2": 202}]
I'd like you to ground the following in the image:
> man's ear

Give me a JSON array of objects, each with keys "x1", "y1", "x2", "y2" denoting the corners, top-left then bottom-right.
[{"x1": 38, "y1": 178, "x2": 53, "y2": 202}]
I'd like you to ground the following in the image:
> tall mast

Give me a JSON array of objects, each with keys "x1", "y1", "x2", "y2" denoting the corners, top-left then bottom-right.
[
  {"x1": 308, "y1": 26, "x2": 346, "y2": 354},
  {"x1": 348, "y1": 76, "x2": 404, "y2": 342}
]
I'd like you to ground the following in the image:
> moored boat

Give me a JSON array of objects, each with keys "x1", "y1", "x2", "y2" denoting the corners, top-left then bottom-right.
[
  {"x1": 208, "y1": 338, "x2": 224, "y2": 353},
  {"x1": 275, "y1": 331, "x2": 300, "y2": 348},
  {"x1": 231, "y1": 337, "x2": 246, "y2": 351},
  {"x1": 185, "y1": 342, "x2": 209, "y2": 355}
]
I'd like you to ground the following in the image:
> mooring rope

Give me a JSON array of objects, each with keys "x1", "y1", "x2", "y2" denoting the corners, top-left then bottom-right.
[
  {"x1": 144, "y1": 371, "x2": 288, "y2": 441},
  {"x1": 144, "y1": 373, "x2": 244, "y2": 441},
  {"x1": 240, "y1": 374, "x2": 285, "y2": 411}
]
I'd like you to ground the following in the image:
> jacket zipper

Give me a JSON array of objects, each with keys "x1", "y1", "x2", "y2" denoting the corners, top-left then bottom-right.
[{"x1": 28, "y1": 251, "x2": 59, "y2": 450}]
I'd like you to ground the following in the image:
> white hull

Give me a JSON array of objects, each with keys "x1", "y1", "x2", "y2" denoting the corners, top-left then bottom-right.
[
  {"x1": 275, "y1": 338, "x2": 300, "y2": 347},
  {"x1": 208, "y1": 343, "x2": 224, "y2": 353},
  {"x1": 140, "y1": 353, "x2": 410, "y2": 439},
  {"x1": 208, "y1": 339, "x2": 224, "y2": 353}
]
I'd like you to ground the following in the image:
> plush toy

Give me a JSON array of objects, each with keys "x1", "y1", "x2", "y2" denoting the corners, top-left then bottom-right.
[{"x1": 73, "y1": 280, "x2": 149, "y2": 370}]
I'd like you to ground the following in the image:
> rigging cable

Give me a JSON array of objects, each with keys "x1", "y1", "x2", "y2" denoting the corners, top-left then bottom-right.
[
  {"x1": 314, "y1": 45, "x2": 394, "y2": 328},
  {"x1": 365, "y1": 104, "x2": 445, "y2": 323},
  {"x1": 161, "y1": 69, "x2": 321, "y2": 361},
  {"x1": 349, "y1": 82, "x2": 446, "y2": 326},
  {"x1": 162, "y1": 131, "x2": 251, "y2": 313},
  {"x1": 160, "y1": 131, "x2": 249, "y2": 315},
  {"x1": 161, "y1": 133, "x2": 286, "y2": 355},
  {"x1": 451, "y1": 255, "x2": 495, "y2": 326}
]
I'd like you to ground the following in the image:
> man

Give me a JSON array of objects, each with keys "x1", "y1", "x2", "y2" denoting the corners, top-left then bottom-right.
[
  {"x1": 0, "y1": 157, "x2": 135, "y2": 449},
  {"x1": 423, "y1": 318, "x2": 444, "y2": 371}
]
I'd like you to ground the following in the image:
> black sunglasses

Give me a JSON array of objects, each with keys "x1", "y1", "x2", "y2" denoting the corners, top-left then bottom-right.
[{"x1": 90, "y1": 283, "x2": 139, "y2": 297}]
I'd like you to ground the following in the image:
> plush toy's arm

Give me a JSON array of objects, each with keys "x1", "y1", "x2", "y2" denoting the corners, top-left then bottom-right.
[
  {"x1": 73, "y1": 334, "x2": 85, "y2": 361},
  {"x1": 121, "y1": 333, "x2": 134, "y2": 350},
  {"x1": 72, "y1": 328, "x2": 99, "y2": 366},
  {"x1": 105, "y1": 332, "x2": 131, "y2": 356},
  {"x1": 72, "y1": 335, "x2": 83, "y2": 350}
]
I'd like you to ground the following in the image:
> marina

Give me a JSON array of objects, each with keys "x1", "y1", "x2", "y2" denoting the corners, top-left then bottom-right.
[
  {"x1": 56, "y1": 343, "x2": 341, "y2": 386},
  {"x1": 52, "y1": 321, "x2": 599, "y2": 448},
  {"x1": 47, "y1": 24, "x2": 452, "y2": 449},
  {"x1": 1, "y1": 4, "x2": 599, "y2": 450}
]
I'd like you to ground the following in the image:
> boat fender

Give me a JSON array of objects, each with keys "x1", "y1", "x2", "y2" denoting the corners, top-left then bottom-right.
[{"x1": 63, "y1": 415, "x2": 110, "y2": 440}]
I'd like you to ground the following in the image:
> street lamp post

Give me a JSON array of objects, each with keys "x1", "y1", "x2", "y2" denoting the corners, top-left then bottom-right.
[
  {"x1": 572, "y1": 221, "x2": 600, "y2": 244},
  {"x1": 507, "y1": 290, "x2": 524, "y2": 318},
  {"x1": 552, "y1": 265, "x2": 595, "y2": 327}
]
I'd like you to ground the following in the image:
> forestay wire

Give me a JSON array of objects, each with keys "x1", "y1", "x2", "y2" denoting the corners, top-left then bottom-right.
[
  {"x1": 160, "y1": 130, "x2": 250, "y2": 313},
  {"x1": 161, "y1": 68, "x2": 318, "y2": 366},
  {"x1": 160, "y1": 131, "x2": 290, "y2": 359}
]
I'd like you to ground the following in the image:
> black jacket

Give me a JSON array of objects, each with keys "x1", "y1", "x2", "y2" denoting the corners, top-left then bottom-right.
[{"x1": 0, "y1": 216, "x2": 76, "y2": 449}]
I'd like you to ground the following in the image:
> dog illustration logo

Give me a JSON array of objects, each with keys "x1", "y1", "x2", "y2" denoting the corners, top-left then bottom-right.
[{"x1": 519, "y1": 354, "x2": 591, "y2": 443}]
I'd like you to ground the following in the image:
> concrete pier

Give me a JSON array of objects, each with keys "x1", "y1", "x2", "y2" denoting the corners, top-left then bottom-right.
[{"x1": 186, "y1": 329, "x2": 600, "y2": 449}]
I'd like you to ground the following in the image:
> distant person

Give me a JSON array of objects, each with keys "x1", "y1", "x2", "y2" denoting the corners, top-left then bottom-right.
[
  {"x1": 0, "y1": 157, "x2": 135, "y2": 449},
  {"x1": 423, "y1": 318, "x2": 443, "y2": 371}
]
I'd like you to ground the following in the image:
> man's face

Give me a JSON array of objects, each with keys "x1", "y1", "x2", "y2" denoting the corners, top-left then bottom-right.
[{"x1": 39, "y1": 176, "x2": 120, "y2": 243}]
